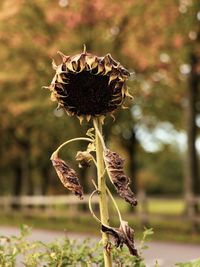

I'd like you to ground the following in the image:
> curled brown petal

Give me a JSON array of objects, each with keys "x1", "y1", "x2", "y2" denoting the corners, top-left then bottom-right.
[
  {"x1": 51, "y1": 157, "x2": 83, "y2": 199},
  {"x1": 104, "y1": 149, "x2": 137, "y2": 206},
  {"x1": 101, "y1": 220, "x2": 138, "y2": 256}
]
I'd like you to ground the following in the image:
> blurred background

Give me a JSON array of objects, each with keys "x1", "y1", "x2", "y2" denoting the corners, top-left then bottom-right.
[{"x1": 0, "y1": 0, "x2": 200, "y2": 244}]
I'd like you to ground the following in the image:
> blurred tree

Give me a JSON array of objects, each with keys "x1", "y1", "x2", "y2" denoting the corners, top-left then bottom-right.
[
  {"x1": 59, "y1": 0, "x2": 199, "y2": 199},
  {"x1": 137, "y1": 145, "x2": 184, "y2": 195},
  {"x1": 0, "y1": 0, "x2": 88, "y2": 197},
  {"x1": 0, "y1": 0, "x2": 199, "y2": 209}
]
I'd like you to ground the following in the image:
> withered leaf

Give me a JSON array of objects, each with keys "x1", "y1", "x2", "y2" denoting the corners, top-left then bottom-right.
[
  {"x1": 51, "y1": 157, "x2": 83, "y2": 199},
  {"x1": 104, "y1": 149, "x2": 137, "y2": 206},
  {"x1": 101, "y1": 220, "x2": 138, "y2": 256}
]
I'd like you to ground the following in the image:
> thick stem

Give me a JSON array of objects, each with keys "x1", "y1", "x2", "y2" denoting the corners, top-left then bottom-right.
[{"x1": 94, "y1": 118, "x2": 112, "y2": 267}]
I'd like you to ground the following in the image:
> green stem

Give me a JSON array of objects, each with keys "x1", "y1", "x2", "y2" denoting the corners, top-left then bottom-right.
[
  {"x1": 94, "y1": 120, "x2": 106, "y2": 150},
  {"x1": 88, "y1": 189, "x2": 103, "y2": 224},
  {"x1": 106, "y1": 186, "x2": 122, "y2": 223},
  {"x1": 94, "y1": 118, "x2": 112, "y2": 267},
  {"x1": 50, "y1": 137, "x2": 93, "y2": 159}
]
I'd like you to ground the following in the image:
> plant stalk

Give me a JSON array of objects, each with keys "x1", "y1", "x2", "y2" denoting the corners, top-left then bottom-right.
[
  {"x1": 94, "y1": 118, "x2": 112, "y2": 267},
  {"x1": 51, "y1": 137, "x2": 93, "y2": 159}
]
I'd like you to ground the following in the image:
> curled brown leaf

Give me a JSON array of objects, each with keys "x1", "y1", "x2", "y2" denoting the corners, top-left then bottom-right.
[
  {"x1": 104, "y1": 149, "x2": 137, "y2": 206},
  {"x1": 51, "y1": 156, "x2": 83, "y2": 199},
  {"x1": 101, "y1": 220, "x2": 138, "y2": 256}
]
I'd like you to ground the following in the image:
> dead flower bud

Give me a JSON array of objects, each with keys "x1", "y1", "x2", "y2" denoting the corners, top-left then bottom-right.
[
  {"x1": 101, "y1": 220, "x2": 138, "y2": 256},
  {"x1": 46, "y1": 47, "x2": 132, "y2": 121},
  {"x1": 75, "y1": 151, "x2": 93, "y2": 168},
  {"x1": 51, "y1": 156, "x2": 83, "y2": 199},
  {"x1": 104, "y1": 149, "x2": 137, "y2": 206}
]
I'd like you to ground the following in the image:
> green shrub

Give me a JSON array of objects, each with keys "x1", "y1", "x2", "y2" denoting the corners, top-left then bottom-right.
[
  {"x1": 176, "y1": 259, "x2": 200, "y2": 267},
  {"x1": 0, "y1": 225, "x2": 199, "y2": 267},
  {"x1": 0, "y1": 225, "x2": 148, "y2": 267}
]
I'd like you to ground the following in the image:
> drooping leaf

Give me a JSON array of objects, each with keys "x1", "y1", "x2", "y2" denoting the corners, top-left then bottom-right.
[
  {"x1": 104, "y1": 149, "x2": 137, "y2": 206},
  {"x1": 101, "y1": 220, "x2": 138, "y2": 256},
  {"x1": 51, "y1": 156, "x2": 83, "y2": 199}
]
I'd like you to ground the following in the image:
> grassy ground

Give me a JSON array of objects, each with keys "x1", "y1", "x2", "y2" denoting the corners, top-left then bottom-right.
[
  {"x1": 0, "y1": 209, "x2": 199, "y2": 244},
  {"x1": 147, "y1": 198, "x2": 184, "y2": 215},
  {"x1": 115, "y1": 197, "x2": 185, "y2": 214},
  {"x1": 0, "y1": 198, "x2": 199, "y2": 244}
]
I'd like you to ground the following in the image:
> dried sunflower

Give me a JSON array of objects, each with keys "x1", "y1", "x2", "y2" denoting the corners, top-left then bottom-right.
[{"x1": 47, "y1": 46, "x2": 132, "y2": 121}]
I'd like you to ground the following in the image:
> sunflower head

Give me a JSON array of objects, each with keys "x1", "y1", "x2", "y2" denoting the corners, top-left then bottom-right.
[{"x1": 48, "y1": 47, "x2": 132, "y2": 121}]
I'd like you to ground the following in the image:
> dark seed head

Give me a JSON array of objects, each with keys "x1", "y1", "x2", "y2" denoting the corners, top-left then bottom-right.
[{"x1": 48, "y1": 49, "x2": 131, "y2": 120}]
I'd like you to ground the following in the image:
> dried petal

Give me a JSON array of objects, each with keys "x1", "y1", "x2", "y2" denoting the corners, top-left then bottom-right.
[
  {"x1": 101, "y1": 220, "x2": 138, "y2": 256},
  {"x1": 104, "y1": 149, "x2": 137, "y2": 206},
  {"x1": 51, "y1": 157, "x2": 83, "y2": 199}
]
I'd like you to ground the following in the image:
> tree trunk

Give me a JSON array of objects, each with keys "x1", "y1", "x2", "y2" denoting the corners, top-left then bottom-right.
[
  {"x1": 41, "y1": 167, "x2": 50, "y2": 195},
  {"x1": 12, "y1": 165, "x2": 22, "y2": 210},
  {"x1": 122, "y1": 129, "x2": 138, "y2": 193},
  {"x1": 78, "y1": 168, "x2": 89, "y2": 211},
  {"x1": 121, "y1": 129, "x2": 138, "y2": 212},
  {"x1": 21, "y1": 144, "x2": 32, "y2": 195},
  {"x1": 185, "y1": 52, "x2": 200, "y2": 221}
]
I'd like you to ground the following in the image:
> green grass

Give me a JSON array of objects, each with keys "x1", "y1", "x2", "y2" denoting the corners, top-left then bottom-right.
[
  {"x1": 0, "y1": 197, "x2": 198, "y2": 244},
  {"x1": 0, "y1": 209, "x2": 199, "y2": 244},
  {"x1": 147, "y1": 198, "x2": 185, "y2": 215},
  {"x1": 113, "y1": 197, "x2": 185, "y2": 215},
  {"x1": 0, "y1": 212, "x2": 99, "y2": 235}
]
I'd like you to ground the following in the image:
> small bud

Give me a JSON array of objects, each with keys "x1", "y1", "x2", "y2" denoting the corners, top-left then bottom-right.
[{"x1": 75, "y1": 151, "x2": 93, "y2": 168}]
